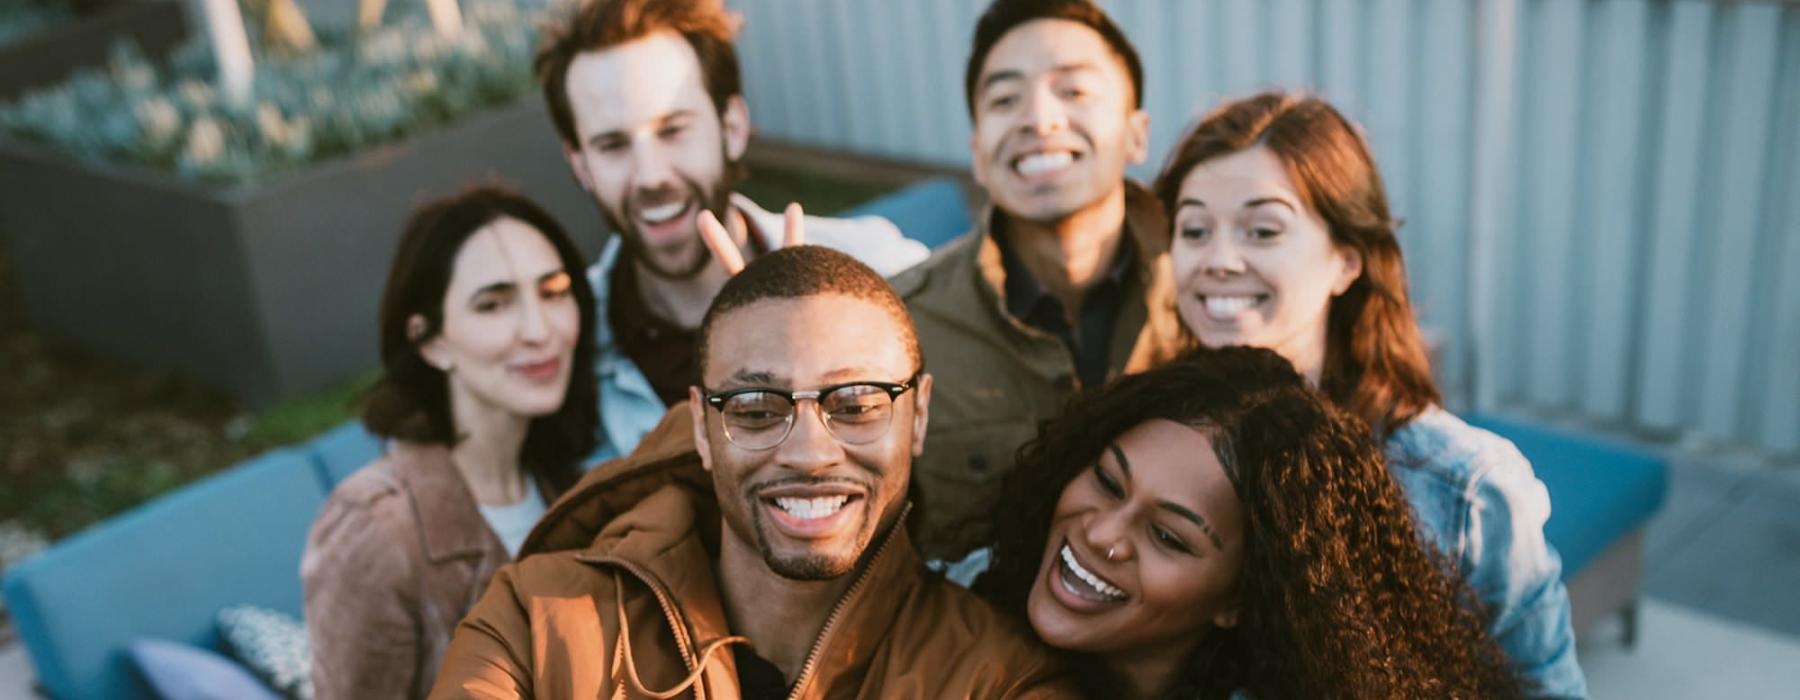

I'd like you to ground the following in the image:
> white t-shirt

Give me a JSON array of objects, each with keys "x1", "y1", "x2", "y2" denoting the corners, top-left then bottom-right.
[{"x1": 477, "y1": 478, "x2": 546, "y2": 557}]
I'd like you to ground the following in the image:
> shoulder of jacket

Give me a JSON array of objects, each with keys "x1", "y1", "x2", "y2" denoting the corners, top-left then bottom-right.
[
  {"x1": 1388, "y1": 408, "x2": 1539, "y2": 493},
  {"x1": 890, "y1": 233, "x2": 978, "y2": 301},
  {"x1": 326, "y1": 457, "x2": 409, "y2": 509}
]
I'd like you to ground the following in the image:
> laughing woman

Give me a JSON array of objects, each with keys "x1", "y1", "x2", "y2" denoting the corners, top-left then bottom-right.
[
  {"x1": 982, "y1": 346, "x2": 1523, "y2": 699},
  {"x1": 1152, "y1": 92, "x2": 1582, "y2": 697},
  {"x1": 301, "y1": 187, "x2": 597, "y2": 699}
]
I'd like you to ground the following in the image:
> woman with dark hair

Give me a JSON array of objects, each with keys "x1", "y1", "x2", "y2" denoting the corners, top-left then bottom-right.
[
  {"x1": 982, "y1": 346, "x2": 1523, "y2": 699},
  {"x1": 300, "y1": 186, "x2": 597, "y2": 699},
  {"x1": 1151, "y1": 92, "x2": 1582, "y2": 696}
]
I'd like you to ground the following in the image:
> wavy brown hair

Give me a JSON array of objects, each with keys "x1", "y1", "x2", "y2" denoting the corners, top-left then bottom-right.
[
  {"x1": 362, "y1": 186, "x2": 598, "y2": 495},
  {"x1": 1153, "y1": 92, "x2": 1438, "y2": 436},
  {"x1": 983, "y1": 346, "x2": 1523, "y2": 698}
]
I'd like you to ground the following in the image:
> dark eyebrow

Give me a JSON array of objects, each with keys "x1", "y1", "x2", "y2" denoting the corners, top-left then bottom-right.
[
  {"x1": 584, "y1": 110, "x2": 697, "y2": 147},
  {"x1": 1175, "y1": 198, "x2": 1207, "y2": 212},
  {"x1": 1245, "y1": 197, "x2": 1298, "y2": 213},
  {"x1": 724, "y1": 370, "x2": 780, "y2": 387},
  {"x1": 469, "y1": 281, "x2": 516, "y2": 301},
  {"x1": 1159, "y1": 501, "x2": 1224, "y2": 550},
  {"x1": 1108, "y1": 442, "x2": 1225, "y2": 550},
  {"x1": 979, "y1": 69, "x2": 1024, "y2": 95}
]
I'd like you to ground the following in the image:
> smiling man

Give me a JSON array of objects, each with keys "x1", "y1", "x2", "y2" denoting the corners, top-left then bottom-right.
[
  {"x1": 891, "y1": 0, "x2": 1187, "y2": 564},
  {"x1": 430, "y1": 247, "x2": 1072, "y2": 699},
  {"x1": 535, "y1": 0, "x2": 927, "y2": 463}
]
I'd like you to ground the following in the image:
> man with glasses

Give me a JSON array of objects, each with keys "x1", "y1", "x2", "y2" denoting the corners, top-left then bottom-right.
[{"x1": 431, "y1": 246, "x2": 1072, "y2": 698}]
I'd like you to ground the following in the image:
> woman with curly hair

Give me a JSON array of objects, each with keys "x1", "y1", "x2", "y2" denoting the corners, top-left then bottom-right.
[
  {"x1": 1151, "y1": 92, "x2": 1582, "y2": 696},
  {"x1": 981, "y1": 346, "x2": 1522, "y2": 699}
]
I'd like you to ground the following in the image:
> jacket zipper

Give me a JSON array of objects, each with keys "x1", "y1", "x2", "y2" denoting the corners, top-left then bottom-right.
[
  {"x1": 784, "y1": 521, "x2": 904, "y2": 700},
  {"x1": 577, "y1": 555, "x2": 702, "y2": 697}
]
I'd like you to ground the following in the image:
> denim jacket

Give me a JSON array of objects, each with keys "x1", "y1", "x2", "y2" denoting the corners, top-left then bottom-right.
[
  {"x1": 582, "y1": 194, "x2": 930, "y2": 464},
  {"x1": 1386, "y1": 407, "x2": 1587, "y2": 698}
]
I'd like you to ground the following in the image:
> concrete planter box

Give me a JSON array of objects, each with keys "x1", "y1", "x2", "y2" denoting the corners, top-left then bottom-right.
[
  {"x1": 0, "y1": 0, "x2": 187, "y2": 101},
  {"x1": 0, "y1": 98, "x2": 602, "y2": 405}
]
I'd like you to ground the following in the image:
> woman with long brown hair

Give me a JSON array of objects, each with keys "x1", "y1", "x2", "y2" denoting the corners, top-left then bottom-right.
[
  {"x1": 301, "y1": 186, "x2": 598, "y2": 699},
  {"x1": 982, "y1": 346, "x2": 1523, "y2": 699},
  {"x1": 1151, "y1": 92, "x2": 1581, "y2": 696}
]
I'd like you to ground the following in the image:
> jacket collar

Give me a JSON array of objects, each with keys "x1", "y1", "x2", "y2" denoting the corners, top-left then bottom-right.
[
  {"x1": 577, "y1": 483, "x2": 927, "y2": 697},
  {"x1": 384, "y1": 442, "x2": 506, "y2": 564},
  {"x1": 973, "y1": 180, "x2": 1171, "y2": 312}
]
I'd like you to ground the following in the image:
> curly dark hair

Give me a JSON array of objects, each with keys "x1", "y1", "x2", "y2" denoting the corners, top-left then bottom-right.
[
  {"x1": 362, "y1": 185, "x2": 598, "y2": 495},
  {"x1": 983, "y1": 346, "x2": 1524, "y2": 699}
]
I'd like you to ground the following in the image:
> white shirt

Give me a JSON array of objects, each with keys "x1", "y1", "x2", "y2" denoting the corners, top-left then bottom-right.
[{"x1": 476, "y1": 478, "x2": 546, "y2": 557}]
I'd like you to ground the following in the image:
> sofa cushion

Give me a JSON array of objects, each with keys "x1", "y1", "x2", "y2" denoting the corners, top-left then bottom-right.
[
  {"x1": 842, "y1": 177, "x2": 972, "y2": 251},
  {"x1": 2, "y1": 449, "x2": 328, "y2": 700},
  {"x1": 217, "y1": 605, "x2": 312, "y2": 700},
  {"x1": 128, "y1": 639, "x2": 282, "y2": 700},
  {"x1": 305, "y1": 421, "x2": 383, "y2": 491},
  {"x1": 1465, "y1": 413, "x2": 1669, "y2": 576}
]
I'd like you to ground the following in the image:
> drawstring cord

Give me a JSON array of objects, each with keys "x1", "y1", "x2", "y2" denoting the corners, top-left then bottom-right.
[{"x1": 611, "y1": 570, "x2": 750, "y2": 699}]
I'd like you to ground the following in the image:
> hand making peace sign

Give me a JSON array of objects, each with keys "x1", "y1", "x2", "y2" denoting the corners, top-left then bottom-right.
[{"x1": 696, "y1": 202, "x2": 807, "y2": 275}]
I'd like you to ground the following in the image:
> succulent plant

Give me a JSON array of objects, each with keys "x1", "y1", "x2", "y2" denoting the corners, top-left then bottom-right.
[
  {"x1": 0, "y1": 0, "x2": 73, "y2": 46},
  {"x1": 0, "y1": 0, "x2": 565, "y2": 183}
]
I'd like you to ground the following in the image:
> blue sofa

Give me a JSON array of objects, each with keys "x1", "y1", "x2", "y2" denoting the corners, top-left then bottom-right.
[{"x1": 1, "y1": 177, "x2": 1666, "y2": 698}]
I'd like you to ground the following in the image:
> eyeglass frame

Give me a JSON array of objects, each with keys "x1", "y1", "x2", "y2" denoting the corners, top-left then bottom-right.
[{"x1": 700, "y1": 370, "x2": 924, "y2": 450}]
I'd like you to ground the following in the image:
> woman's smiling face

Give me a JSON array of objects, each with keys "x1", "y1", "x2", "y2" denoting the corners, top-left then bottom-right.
[
  {"x1": 1027, "y1": 419, "x2": 1245, "y2": 659},
  {"x1": 1169, "y1": 145, "x2": 1362, "y2": 381}
]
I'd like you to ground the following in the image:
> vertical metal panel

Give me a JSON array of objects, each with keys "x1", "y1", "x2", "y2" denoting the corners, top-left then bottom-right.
[
  {"x1": 1266, "y1": 0, "x2": 1314, "y2": 87},
  {"x1": 1317, "y1": 0, "x2": 1364, "y2": 110},
  {"x1": 1411, "y1": 0, "x2": 1476, "y2": 402},
  {"x1": 1170, "y1": 0, "x2": 1224, "y2": 134},
  {"x1": 1757, "y1": 10, "x2": 1800, "y2": 454},
  {"x1": 1517, "y1": 0, "x2": 1585, "y2": 409},
  {"x1": 1634, "y1": 1, "x2": 1713, "y2": 431},
  {"x1": 1469, "y1": 0, "x2": 1520, "y2": 410},
  {"x1": 1696, "y1": 3, "x2": 1782, "y2": 440},
  {"x1": 1576, "y1": 0, "x2": 1652, "y2": 421}
]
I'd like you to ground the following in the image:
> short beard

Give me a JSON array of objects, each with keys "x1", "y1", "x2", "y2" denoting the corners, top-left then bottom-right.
[
  {"x1": 741, "y1": 475, "x2": 877, "y2": 581},
  {"x1": 599, "y1": 161, "x2": 739, "y2": 281}
]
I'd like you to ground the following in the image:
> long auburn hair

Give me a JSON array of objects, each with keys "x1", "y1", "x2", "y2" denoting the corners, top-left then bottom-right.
[
  {"x1": 1153, "y1": 92, "x2": 1438, "y2": 436},
  {"x1": 983, "y1": 346, "x2": 1523, "y2": 699},
  {"x1": 362, "y1": 186, "x2": 598, "y2": 495}
]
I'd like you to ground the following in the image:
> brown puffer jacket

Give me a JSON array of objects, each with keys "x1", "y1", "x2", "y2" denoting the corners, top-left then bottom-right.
[{"x1": 429, "y1": 407, "x2": 1078, "y2": 699}]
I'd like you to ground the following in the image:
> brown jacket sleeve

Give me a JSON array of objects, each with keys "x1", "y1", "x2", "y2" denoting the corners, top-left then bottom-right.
[
  {"x1": 427, "y1": 564, "x2": 536, "y2": 699},
  {"x1": 302, "y1": 488, "x2": 424, "y2": 699}
]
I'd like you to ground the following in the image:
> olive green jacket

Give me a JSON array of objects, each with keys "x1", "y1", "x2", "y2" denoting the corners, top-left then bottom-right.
[{"x1": 890, "y1": 182, "x2": 1190, "y2": 562}]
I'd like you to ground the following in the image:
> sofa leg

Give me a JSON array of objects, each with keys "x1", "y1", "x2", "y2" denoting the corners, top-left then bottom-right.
[{"x1": 1620, "y1": 601, "x2": 1640, "y2": 649}]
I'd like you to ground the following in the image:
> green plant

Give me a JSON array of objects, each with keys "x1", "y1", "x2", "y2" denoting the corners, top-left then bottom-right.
[
  {"x1": 0, "y1": 0, "x2": 71, "y2": 47},
  {"x1": 0, "y1": 0, "x2": 566, "y2": 182}
]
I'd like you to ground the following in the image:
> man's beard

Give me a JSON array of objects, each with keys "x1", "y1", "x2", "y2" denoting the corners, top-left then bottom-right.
[
  {"x1": 739, "y1": 475, "x2": 879, "y2": 581},
  {"x1": 601, "y1": 173, "x2": 734, "y2": 281}
]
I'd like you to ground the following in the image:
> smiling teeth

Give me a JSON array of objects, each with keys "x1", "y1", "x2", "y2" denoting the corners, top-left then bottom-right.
[
  {"x1": 775, "y1": 495, "x2": 849, "y2": 521},
  {"x1": 1016, "y1": 152, "x2": 1073, "y2": 177},
  {"x1": 1203, "y1": 295, "x2": 1261, "y2": 318},
  {"x1": 639, "y1": 202, "x2": 687, "y2": 224},
  {"x1": 1061, "y1": 545, "x2": 1125, "y2": 600}
]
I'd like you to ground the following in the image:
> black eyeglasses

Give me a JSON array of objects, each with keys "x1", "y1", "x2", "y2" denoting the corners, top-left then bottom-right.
[{"x1": 702, "y1": 372, "x2": 921, "y2": 451}]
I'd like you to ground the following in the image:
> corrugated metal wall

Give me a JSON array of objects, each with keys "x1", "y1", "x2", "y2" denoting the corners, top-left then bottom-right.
[{"x1": 730, "y1": 0, "x2": 1799, "y2": 456}]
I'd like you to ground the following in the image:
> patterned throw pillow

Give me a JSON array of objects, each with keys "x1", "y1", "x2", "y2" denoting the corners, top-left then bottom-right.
[{"x1": 216, "y1": 605, "x2": 313, "y2": 700}]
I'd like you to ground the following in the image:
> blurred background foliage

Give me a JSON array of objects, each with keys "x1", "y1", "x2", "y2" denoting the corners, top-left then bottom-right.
[{"x1": 0, "y1": 0, "x2": 559, "y2": 182}]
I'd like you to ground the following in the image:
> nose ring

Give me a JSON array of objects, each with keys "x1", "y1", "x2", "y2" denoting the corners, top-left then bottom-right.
[{"x1": 1106, "y1": 546, "x2": 1120, "y2": 562}]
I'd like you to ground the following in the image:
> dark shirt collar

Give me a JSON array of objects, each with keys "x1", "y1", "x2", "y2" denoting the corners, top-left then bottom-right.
[{"x1": 994, "y1": 222, "x2": 1137, "y2": 325}]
